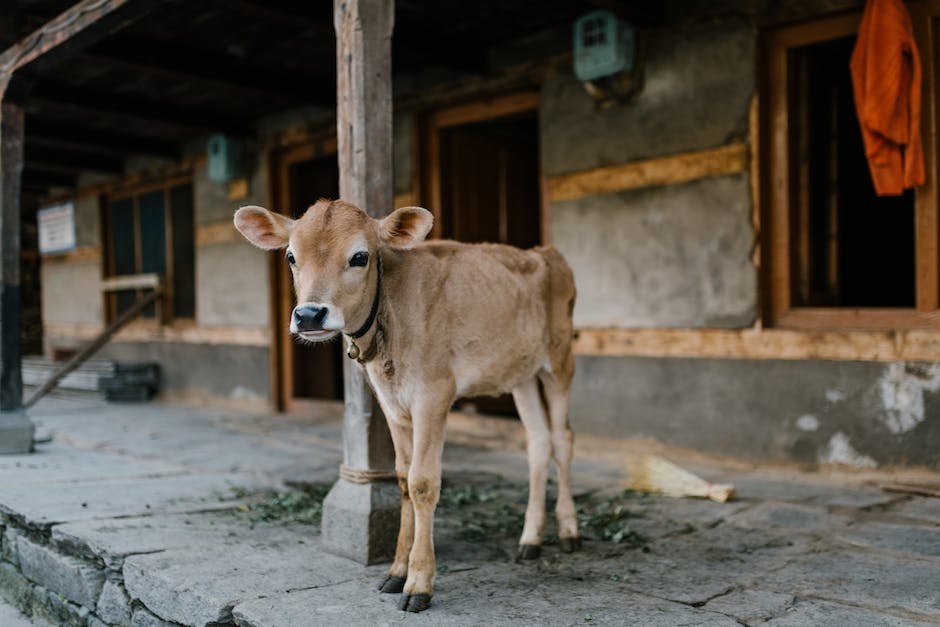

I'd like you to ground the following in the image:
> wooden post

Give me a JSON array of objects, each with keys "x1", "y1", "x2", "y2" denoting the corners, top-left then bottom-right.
[
  {"x1": 0, "y1": 82, "x2": 35, "y2": 454},
  {"x1": 321, "y1": 0, "x2": 399, "y2": 564}
]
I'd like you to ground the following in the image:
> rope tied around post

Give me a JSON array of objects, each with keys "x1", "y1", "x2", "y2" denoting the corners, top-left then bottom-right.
[{"x1": 339, "y1": 463, "x2": 398, "y2": 484}]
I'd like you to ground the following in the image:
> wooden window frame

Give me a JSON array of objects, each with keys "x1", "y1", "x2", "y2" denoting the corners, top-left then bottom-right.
[
  {"x1": 102, "y1": 173, "x2": 195, "y2": 326},
  {"x1": 762, "y1": 8, "x2": 940, "y2": 331}
]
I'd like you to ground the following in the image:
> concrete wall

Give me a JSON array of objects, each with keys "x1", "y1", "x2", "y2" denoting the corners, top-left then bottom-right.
[
  {"x1": 553, "y1": 175, "x2": 756, "y2": 328},
  {"x1": 571, "y1": 355, "x2": 940, "y2": 467},
  {"x1": 98, "y1": 341, "x2": 270, "y2": 411},
  {"x1": 541, "y1": 18, "x2": 756, "y2": 328}
]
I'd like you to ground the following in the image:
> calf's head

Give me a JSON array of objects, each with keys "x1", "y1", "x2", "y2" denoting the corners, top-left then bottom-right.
[{"x1": 234, "y1": 199, "x2": 432, "y2": 342}]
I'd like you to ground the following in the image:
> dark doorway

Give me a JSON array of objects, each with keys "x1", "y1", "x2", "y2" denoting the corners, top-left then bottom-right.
[
  {"x1": 276, "y1": 145, "x2": 344, "y2": 411},
  {"x1": 432, "y1": 106, "x2": 542, "y2": 416},
  {"x1": 439, "y1": 113, "x2": 541, "y2": 248}
]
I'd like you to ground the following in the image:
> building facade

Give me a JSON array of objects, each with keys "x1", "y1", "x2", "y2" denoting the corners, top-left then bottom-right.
[{"x1": 6, "y1": 0, "x2": 939, "y2": 466}]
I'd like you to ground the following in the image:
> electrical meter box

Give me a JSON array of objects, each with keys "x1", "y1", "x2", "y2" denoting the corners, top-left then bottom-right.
[
  {"x1": 573, "y1": 10, "x2": 636, "y2": 82},
  {"x1": 207, "y1": 134, "x2": 243, "y2": 183}
]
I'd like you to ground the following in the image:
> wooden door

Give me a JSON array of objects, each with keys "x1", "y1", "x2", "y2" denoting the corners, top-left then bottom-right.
[
  {"x1": 440, "y1": 115, "x2": 541, "y2": 247},
  {"x1": 429, "y1": 106, "x2": 542, "y2": 416},
  {"x1": 275, "y1": 144, "x2": 344, "y2": 413}
]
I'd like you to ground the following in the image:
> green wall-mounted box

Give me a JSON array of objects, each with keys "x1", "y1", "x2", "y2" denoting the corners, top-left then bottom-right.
[
  {"x1": 573, "y1": 10, "x2": 636, "y2": 82},
  {"x1": 207, "y1": 134, "x2": 243, "y2": 183}
]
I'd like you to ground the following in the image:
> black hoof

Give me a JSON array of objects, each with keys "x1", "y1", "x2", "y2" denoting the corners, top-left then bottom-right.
[
  {"x1": 379, "y1": 575, "x2": 406, "y2": 593},
  {"x1": 517, "y1": 544, "x2": 541, "y2": 560},
  {"x1": 398, "y1": 592, "x2": 432, "y2": 613},
  {"x1": 559, "y1": 537, "x2": 582, "y2": 553}
]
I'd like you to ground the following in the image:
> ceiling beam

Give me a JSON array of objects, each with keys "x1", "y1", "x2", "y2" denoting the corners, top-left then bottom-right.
[
  {"x1": 215, "y1": 0, "x2": 333, "y2": 32},
  {"x1": 29, "y1": 79, "x2": 244, "y2": 133},
  {"x1": 26, "y1": 119, "x2": 180, "y2": 158},
  {"x1": 393, "y1": 10, "x2": 489, "y2": 75},
  {"x1": 22, "y1": 168, "x2": 76, "y2": 188},
  {"x1": 80, "y1": 35, "x2": 334, "y2": 106},
  {"x1": 0, "y1": 0, "x2": 170, "y2": 78},
  {"x1": 25, "y1": 144, "x2": 125, "y2": 174}
]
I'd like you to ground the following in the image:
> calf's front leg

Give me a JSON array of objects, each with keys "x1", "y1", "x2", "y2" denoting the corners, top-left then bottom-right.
[
  {"x1": 398, "y1": 386, "x2": 451, "y2": 613},
  {"x1": 379, "y1": 419, "x2": 414, "y2": 594}
]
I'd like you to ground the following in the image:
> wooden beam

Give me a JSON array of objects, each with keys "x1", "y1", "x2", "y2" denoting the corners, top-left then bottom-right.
[
  {"x1": 79, "y1": 35, "x2": 335, "y2": 106},
  {"x1": 26, "y1": 119, "x2": 180, "y2": 158},
  {"x1": 546, "y1": 142, "x2": 749, "y2": 203},
  {"x1": 0, "y1": 0, "x2": 166, "y2": 77},
  {"x1": 21, "y1": 167, "x2": 77, "y2": 188},
  {"x1": 393, "y1": 8, "x2": 488, "y2": 74},
  {"x1": 0, "y1": 101, "x2": 24, "y2": 410},
  {"x1": 218, "y1": 0, "x2": 333, "y2": 31},
  {"x1": 573, "y1": 327, "x2": 940, "y2": 363},
  {"x1": 25, "y1": 144, "x2": 124, "y2": 174},
  {"x1": 29, "y1": 79, "x2": 242, "y2": 133},
  {"x1": 43, "y1": 320, "x2": 270, "y2": 346},
  {"x1": 428, "y1": 91, "x2": 539, "y2": 129}
]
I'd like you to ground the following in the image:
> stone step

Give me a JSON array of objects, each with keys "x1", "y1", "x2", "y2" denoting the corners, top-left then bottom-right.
[{"x1": 21, "y1": 357, "x2": 115, "y2": 393}]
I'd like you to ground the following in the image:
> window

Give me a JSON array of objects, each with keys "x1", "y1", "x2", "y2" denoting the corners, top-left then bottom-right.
[
  {"x1": 763, "y1": 11, "x2": 939, "y2": 330},
  {"x1": 104, "y1": 179, "x2": 195, "y2": 323}
]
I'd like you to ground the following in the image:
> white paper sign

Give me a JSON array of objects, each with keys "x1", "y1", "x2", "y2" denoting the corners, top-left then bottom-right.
[{"x1": 38, "y1": 202, "x2": 77, "y2": 256}]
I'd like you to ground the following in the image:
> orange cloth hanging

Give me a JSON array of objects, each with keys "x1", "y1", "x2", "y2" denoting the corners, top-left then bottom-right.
[{"x1": 850, "y1": 0, "x2": 925, "y2": 196}]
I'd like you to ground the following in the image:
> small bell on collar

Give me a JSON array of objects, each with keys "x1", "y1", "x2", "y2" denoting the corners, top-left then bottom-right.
[{"x1": 347, "y1": 341, "x2": 361, "y2": 360}]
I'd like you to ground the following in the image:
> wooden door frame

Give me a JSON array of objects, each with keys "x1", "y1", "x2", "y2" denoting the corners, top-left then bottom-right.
[
  {"x1": 420, "y1": 91, "x2": 550, "y2": 244},
  {"x1": 267, "y1": 138, "x2": 339, "y2": 414}
]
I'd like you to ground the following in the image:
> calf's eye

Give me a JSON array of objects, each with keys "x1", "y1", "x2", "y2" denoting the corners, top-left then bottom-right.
[
  {"x1": 349, "y1": 251, "x2": 369, "y2": 267},
  {"x1": 286, "y1": 251, "x2": 296, "y2": 266}
]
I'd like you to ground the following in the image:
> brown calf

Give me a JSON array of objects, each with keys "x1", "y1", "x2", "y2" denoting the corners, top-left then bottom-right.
[{"x1": 234, "y1": 199, "x2": 579, "y2": 613}]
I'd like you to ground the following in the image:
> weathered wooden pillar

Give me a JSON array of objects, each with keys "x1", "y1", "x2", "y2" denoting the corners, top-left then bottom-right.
[
  {"x1": 321, "y1": 0, "x2": 399, "y2": 564},
  {"x1": 0, "y1": 81, "x2": 35, "y2": 454}
]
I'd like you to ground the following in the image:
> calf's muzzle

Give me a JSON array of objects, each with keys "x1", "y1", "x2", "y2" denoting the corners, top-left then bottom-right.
[{"x1": 292, "y1": 305, "x2": 328, "y2": 332}]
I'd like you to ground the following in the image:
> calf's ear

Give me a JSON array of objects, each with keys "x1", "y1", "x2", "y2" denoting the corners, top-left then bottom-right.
[
  {"x1": 234, "y1": 205, "x2": 293, "y2": 250},
  {"x1": 378, "y1": 206, "x2": 434, "y2": 249}
]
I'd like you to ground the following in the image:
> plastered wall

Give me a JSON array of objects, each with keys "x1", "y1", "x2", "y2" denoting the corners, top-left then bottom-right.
[{"x1": 541, "y1": 18, "x2": 757, "y2": 329}]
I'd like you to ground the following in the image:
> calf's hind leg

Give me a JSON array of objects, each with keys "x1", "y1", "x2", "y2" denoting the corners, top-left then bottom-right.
[
  {"x1": 512, "y1": 376, "x2": 552, "y2": 559},
  {"x1": 539, "y1": 370, "x2": 580, "y2": 551}
]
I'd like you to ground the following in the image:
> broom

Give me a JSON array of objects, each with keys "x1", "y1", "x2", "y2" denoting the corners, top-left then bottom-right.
[{"x1": 626, "y1": 453, "x2": 736, "y2": 503}]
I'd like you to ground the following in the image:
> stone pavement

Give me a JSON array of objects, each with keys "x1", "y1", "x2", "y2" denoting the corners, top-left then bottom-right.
[{"x1": 0, "y1": 394, "x2": 938, "y2": 626}]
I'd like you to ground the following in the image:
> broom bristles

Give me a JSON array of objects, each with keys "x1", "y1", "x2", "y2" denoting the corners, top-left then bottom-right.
[{"x1": 626, "y1": 454, "x2": 735, "y2": 503}]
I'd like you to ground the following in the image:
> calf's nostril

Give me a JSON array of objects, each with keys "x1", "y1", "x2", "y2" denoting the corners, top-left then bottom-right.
[{"x1": 293, "y1": 305, "x2": 328, "y2": 332}]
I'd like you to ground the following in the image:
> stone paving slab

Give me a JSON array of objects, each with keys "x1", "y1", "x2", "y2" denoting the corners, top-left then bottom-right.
[
  {"x1": 754, "y1": 548, "x2": 940, "y2": 621},
  {"x1": 50, "y1": 512, "x2": 294, "y2": 568},
  {"x1": 232, "y1": 567, "x2": 741, "y2": 627},
  {"x1": 725, "y1": 501, "x2": 851, "y2": 532},
  {"x1": 0, "y1": 473, "x2": 273, "y2": 530},
  {"x1": 730, "y1": 475, "x2": 900, "y2": 509},
  {"x1": 32, "y1": 400, "x2": 343, "y2": 483},
  {"x1": 837, "y1": 521, "x2": 940, "y2": 559},
  {"x1": 702, "y1": 588, "x2": 795, "y2": 623},
  {"x1": 608, "y1": 524, "x2": 811, "y2": 607},
  {"x1": 0, "y1": 596, "x2": 38, "y2": 627},
  {"x1": 123, "y1": 538, "x2": 363, "y2": 626},
  {"x1": 891, "y1": 497, "x2": 940, "y2": 526},
  {"x1": 764, "y1": 598, "x2": 935, "y2": 626},
  {"x1": 0, "y1": 441, "x2": 184, "y2": 487}
]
